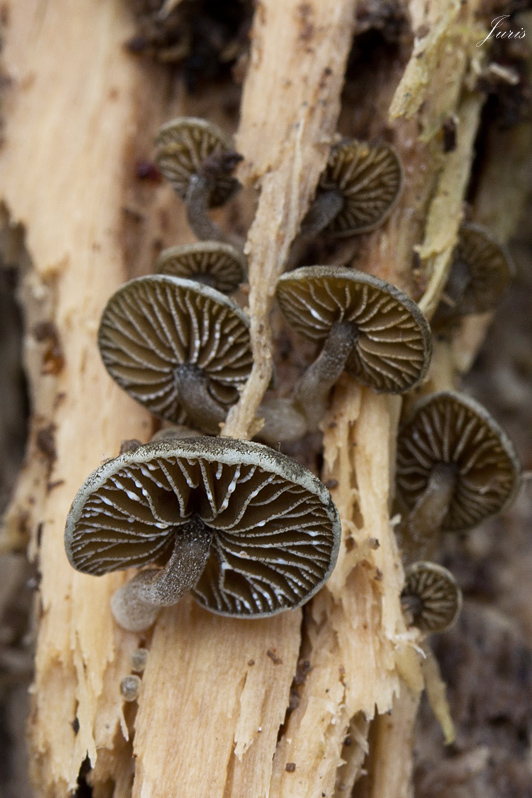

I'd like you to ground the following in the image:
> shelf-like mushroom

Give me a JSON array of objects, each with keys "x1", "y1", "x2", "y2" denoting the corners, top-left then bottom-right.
[
  {"x1": 64, "y1": 437, "x2": 341, "y2": 631},
  {"x1": 300, "y1": 139, "x2": 403, "y2": 238},
  {"x1": 98, "y1": 275, "x2": 252, "y2": 434},
  {"x1": 401, "y1": 562, "x2": 462, "y2": 634},
  {"x1": 275, "y1": 266, "x2": 432, "y2": 431},
  {"x1": 155, "y1": 241, "x2": 246, "y2": 294},
  {"x1": 396, "y1": 391, "x2": 521, "y2": 559},
  {"x1": 155, "y1": 117, "x2": 242, "y2": 243},
  {"x1": 433, "y1": 223, "x2": 515, "y2": 326}
]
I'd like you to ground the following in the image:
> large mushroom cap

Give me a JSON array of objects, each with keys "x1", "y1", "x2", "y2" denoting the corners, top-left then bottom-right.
[
  {"x1": 155, "y1": 117, "x2": 241, "y2": 207},
  {"x1": 396, "y1": 391, "x2": 521, "y2": 532},
  {"x1": 65, "y1": 437, "x2": 341, "y2": 617},
  {"x1": 98, "y1": 275, "x2": 252, "y2": 428},
  {"x1": 434, "y1": 223, "x2": 514, "y2": 324},
  {"x1": 318, "y1": 139, "x2": 403, "y2": 237},
  {"x1": 276, "y1": 266, "x2": 432, "y2": 394},
  {"x1": 401, "y1": 561, "x2": 462, "y2": 634},
  {"x1": 155, "y1": 241, "x2": 246, "y2": 294}
]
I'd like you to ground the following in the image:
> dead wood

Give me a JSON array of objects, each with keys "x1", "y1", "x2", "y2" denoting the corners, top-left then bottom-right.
[{"x1": 0, "y1": 1, "x2": 530, "y2": 797}]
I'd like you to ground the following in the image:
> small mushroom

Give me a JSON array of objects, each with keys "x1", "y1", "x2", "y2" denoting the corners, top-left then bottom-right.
[
  {"x1": 401, "y1": 562, "x2": 462, "y2": 634},
  {"x1": 155, "y1": 241, "x2": 246, "y2": 294},
  {"x1": 64, "y1": 437, "x2": 341, "y2": 631},
  {"x1": 120, "y1": 675, "x2": 141, "y2": 702},
  {"x1": 155, "y1": 117, "x2": 242, "y2": 243},
  {"x1": 131, "y1": 648, "x2": 149, "y2": 672},
  {"x1": 433, "y1": 223, "x2": 514, "y2": 326},
  {"x1": 300, "y1": 139, "x2": 403, "y2": 238},
  {"x1": 275, "y1": 266, "x2": 432, "y2": 432},
  {"x1": 396, "y1": 391, "x2": 521, "y2": 559},
  {"x1": 98, "y1": 275, "x2": 252, "y2": 434}
]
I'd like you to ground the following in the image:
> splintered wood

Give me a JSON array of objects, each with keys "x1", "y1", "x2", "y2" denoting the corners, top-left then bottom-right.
[
  {"x1": 223, "y1": 0, "x2": 357, "y2": 440},
  {"x1": 0, "y1": 0, "x2": 506, "y2": 796}
]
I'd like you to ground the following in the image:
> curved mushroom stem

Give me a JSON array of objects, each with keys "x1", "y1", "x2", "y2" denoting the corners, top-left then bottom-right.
[
  {"x1": 174, "y1": 364, "x2": 228, "y2": 434},
  {"x1": 403, "y1": 463, "x2": 457, "y2": 561},
  {"x1": 186, "y1": 175, "x2": 230, "y2": 244},
  {"x1": 111, "y1": 519, "x2": 212, "y2": 632},
  {"x1": 300, "y1": 189, "x2": 344, "y2": 238},
  {"x1": 293, "y1": 322, "x2": 358, "y2": 432},
  {"x1": 186, "y1": 175, "x2": 245, "y2": 249}
]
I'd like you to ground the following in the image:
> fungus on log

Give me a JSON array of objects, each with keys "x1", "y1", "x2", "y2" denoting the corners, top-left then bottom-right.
[
  {"x1": 65, "y1": 437, "x2": 340, "y2": 630},
  {"x1": 98, "y1": 275, "x2": 253, "y2": 434},
  {"x1": 300, "y1": 139, "x2": 403, "y2": 238},
  {"x1": 155, "y1": 116, "x2": 243, "y2": 243},
  {"x1": 1, "y1": 0, "x2": 530, "y2": 797},
  {"x1": 155, "y1": 241, "x2": 246, "y2": 294}
]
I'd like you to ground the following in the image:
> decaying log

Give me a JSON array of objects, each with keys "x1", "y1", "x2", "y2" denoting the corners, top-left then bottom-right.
[{"x1": 1, "y1": 0, "x2": 529, "y2": 796}]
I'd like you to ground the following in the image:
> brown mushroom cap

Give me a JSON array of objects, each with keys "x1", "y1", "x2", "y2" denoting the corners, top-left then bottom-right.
[
  {"x1": 316, "y1": 139, "x2": 403, "y2": 237},
  {"x1": 434, "y1": 223, "x2": 514, "y2": 324},
  {"x1": 401, "y1": 561, "x2": 462, "y2": 634},
  {"x1": 396, "y1": 391, "x2": 521, "y2": 532},
  {"x1": 155, "y1": 241, "x2": 246, "y2": 294},
  {"x1": 276, "y1": 266, "x2": 432, "y2": 394},
  {"x1": 64, "y1": 437, "x2": 341, "y2": 617},
  {"x1": 155, "y1": 117, "x2": 240, "y2": 207},
  {"x1": 98, "y1": 275, "x2": 252, "y2": 430}
]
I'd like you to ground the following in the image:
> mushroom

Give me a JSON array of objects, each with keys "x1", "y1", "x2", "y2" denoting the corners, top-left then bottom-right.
[
  {"x1": 155, "y1": 241, "x2": 246, "y2": 295},
  {"x1": 396, "y1": 391, "x2": 521, "y2": 559},
  {"x1": 401, "y1": 561, "x2": 462, "y2": 634},
  {"x1": 155, "y1": 117, "x2": 242, "y2": 243},
  {"x1": 98, "y1": 275, "x2": 252, "y2": 434},
  {"x1": 433, "y1": 223, "x2": 514, "y2": 326},
  {"x1": 120, "y1": 675, "x2": 141, "y2": 702},
  {"x1": 131, "y1": 648, "x2": 149, "y2": 672},
  {"x1": 64, "y1": 436, "x2": 341, "y2": 631},
  {"x1": 275, "y1": 266, "x2": 432, "y2": 432},
  {"x1": 300, "y1": 139, "x2": 403, "y2": 238}
]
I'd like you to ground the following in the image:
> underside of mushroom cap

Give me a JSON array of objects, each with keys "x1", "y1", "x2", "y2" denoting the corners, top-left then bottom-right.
[
  {"x1": 276, "y1": 265, "x2": 432, "y2": 394},
  {"x1": 65, "y1": 437, "x2": 341, "y2": 617},
  {"x1": 98, "y1": 275, "x2": 252, "y2": 428},
  {"x1": 155, "y1": 241, "x2": 246, "y2": 294},
  {"x1": 433, "y1": 222, "x2": 515, "y2": 324},
  {"x1": 402, "y1": 561, "x2": 462, "y2": 634},
  {"x1": 318, "y1": 138, "x2": 403, "y2": 237},
  {"x1": 396, "y1": 391, "x2": 522, "y2": 532},
  {"x1": 155, "y1": 117, "x2": 241, "y2": 207}
]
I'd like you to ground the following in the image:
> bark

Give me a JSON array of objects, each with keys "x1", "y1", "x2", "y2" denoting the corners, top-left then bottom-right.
[{"x1": 1, "y1": 1, "x2": 529, "y2": 797}]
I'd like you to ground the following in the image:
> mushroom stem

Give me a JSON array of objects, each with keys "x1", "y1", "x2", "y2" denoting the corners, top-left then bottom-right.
[
  {"x1": 186, "y1": 174, "x2": 231, "y2": 244},
  {"x1": 300, "y1": 189, "x2": 344, "y2": 237},
  {"x1": 403, "y1": 463, "x2": 457, "y2": 561},
  {"x1": 434, "y1": 258, "x2": 471, "y2": 322},
  {"x1": 174, "y1": 364, "x2": 228, "y2": 434},
  {"x1": 293, "y1": 322, "x2": 358, "y2": 432},
  {"x1": 111, "y1": 519, "x2": 212, "y2": 632}
]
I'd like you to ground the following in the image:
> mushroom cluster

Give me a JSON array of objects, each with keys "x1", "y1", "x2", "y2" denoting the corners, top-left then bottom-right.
[{"x1": 64, "y1": 113, "x2": 520, "y2": 647}]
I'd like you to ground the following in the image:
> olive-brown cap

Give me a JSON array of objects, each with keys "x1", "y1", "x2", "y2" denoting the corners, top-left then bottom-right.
[
  {"x1": 155, "y1": 117, "x2": 241, "y2": 207},
  {"x1": 98, "y1": 275, "x2": 252, "y2": 430},
  {"x1": 276, "y1": 266, "x2": 432, "y2": 394},
  {"x1": 401, "y1": 561, "x2": 462, "y2": 634},
  {"x1": 316, "y1": 139, "x2": 403, "y2": 237},
  {"x1": 396, "y1": 391, "x2": 521, "y2": 532},
  {"x1": 434, "y1": 223, "x2": 514, "y2": 324},
  {"x1": 64, "y1": 437, "x2": 341, "y2": 617},
  {"x1": 155, "y1": 241, "x2": 246, "y2": 294}
]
